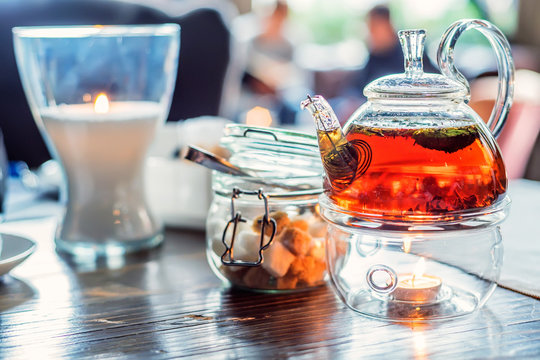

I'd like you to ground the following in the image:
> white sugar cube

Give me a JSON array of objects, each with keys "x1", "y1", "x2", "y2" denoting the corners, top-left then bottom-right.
[
  {"x1": 209, "y1": 218, "x2": 250, "y2": 257},
  {"x1": 308, "y1": 220, "x2": 327, "y2": 238},
  {"x1": 225, "y1": 219, "x2": 251, "y2": 245},
  {"x1": 208, "y1": 219, "x2": 227, "y2": 256},
  {"x1": 234, "y1": 231, "x2": 263, "y2": 262},
  {"x1": 261, "y1": 241, "x2": 295, "y2": 278}
]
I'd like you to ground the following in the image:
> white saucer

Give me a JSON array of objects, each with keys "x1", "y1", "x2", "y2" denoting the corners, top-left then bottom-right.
[{"x1": 0, "y1": 234, "x2": 36, "y2": 276}]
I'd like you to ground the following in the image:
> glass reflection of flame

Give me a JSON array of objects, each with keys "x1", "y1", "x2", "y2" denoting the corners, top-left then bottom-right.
[
  {"x1": 411, "y1": 257, "x2": 427, "y2": 287},
  {"x1": 413, "y1": 329, "x2": 428, "y2": 360},
  {"x1": 403, "y1": 237, "x2": 412, "y2": 254}
]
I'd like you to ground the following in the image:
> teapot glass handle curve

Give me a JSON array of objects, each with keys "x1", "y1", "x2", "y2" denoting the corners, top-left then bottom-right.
[{"x1": 437, "y1": 19, "x2": 514, "y2": 138}]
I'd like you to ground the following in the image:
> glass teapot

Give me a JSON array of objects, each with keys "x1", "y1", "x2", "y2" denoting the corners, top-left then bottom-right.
[
  {"x1": 301, "y1": 19, "x2": 514, "y2": 321},
  {"x1": 302, "y1": 19, "x2": 514, "y2": 219}
]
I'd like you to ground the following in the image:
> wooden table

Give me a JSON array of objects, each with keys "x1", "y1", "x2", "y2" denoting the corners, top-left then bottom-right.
[{"x1": 0, "y1": 182, "x2": 539, "y2": 359}]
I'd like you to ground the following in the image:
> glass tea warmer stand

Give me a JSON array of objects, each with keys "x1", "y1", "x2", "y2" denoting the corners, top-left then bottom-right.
[
  {"x1": 302, "y1": 20, "x2": 514, "y2": 321},
  {"x1": 13, "y1": 25, "x2": 180, "y2": 258}
]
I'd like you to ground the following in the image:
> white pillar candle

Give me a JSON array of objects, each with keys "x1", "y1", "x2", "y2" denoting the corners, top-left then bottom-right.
[{"x1": 40, "y1": 100, "x2": 163, "y2": 243}]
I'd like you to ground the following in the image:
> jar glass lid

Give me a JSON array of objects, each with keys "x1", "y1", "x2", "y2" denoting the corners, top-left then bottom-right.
[{"x1": 221, "y1": 124, "x2": 323, "y2": 179}]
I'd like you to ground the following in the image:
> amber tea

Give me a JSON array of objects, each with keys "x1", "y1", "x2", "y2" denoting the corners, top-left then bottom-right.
[{"x1": 322, "y1": 123, "x2": 507, "y2": 216}]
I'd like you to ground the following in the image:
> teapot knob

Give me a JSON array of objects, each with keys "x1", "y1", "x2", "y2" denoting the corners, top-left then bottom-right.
[
  {"x1": 398, "y1": 29, "x2": 426, "y2": 77},
  {"x1": 437, "y1": 20, "x2": 515, "y2": 138}
]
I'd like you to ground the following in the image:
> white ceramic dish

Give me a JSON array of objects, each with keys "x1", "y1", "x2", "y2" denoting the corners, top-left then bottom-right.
[
  {"x1": 145, "y1": 118, "x2": 230, "y2": 229},
  {"x1": 0, "y1": 234, "x2": 36, "y2": 277}
]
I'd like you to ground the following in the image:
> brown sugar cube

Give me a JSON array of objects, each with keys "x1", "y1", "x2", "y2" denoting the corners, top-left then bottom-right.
[
  {"x1": 279, "y1": 227, "x2": 312, "y2": 256},
  {"x1": 252, "y1": 211, "x2": 290, "y2": 237},
  {"x1": 242, "y1": 267, "x2": 272, "y2": 289},
  {"x1": 276, "y1": 272, "x2": 298, "y2": 290},
  {"x1": 288, "y1": 256, "x2": 310, "y2": 276},
  {"x1": 290, "y1": 218, "x2": 309, "y2": 232},
  {"x1": 302, "y1": 258, "x2": 326, "y2": 285},
  {"x1": 308, "y1": 238, "x2": 325, "y2": 261},
  {"x1": 220, "y1": 265, "x2": 249, "y2": 286},
  {"x1": 289, "y1": 256, "x2": 326, "y2": 285}
]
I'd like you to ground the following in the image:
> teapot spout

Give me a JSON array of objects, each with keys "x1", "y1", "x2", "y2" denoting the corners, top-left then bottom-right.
[
  {"x1": 300, "y1": 95, "x2": 342, "y2": 133},
  {"x1": 301, "y1": 95, "x2": 370, "y2": 192}
]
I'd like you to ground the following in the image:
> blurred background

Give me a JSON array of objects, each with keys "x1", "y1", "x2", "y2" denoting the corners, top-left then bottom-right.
[{"x1": 0, "y1": 0, "x2": 539, "y2": 180}]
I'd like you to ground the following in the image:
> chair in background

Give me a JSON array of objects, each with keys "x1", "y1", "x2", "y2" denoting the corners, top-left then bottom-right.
[
  {"x1": 0, "y1": 0, "x2": 234, "y2": 167},
  {"x1": 470, "y1": 69, "x2": 540, "y2": 179}
]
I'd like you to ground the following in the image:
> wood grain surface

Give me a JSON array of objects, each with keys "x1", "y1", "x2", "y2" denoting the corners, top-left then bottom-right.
[{"x1": 0, "y1": 222, "x2": 539, "y2": 359}]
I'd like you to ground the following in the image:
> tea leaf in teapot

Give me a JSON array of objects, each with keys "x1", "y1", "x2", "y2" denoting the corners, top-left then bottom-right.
[
  {"x1": 412, "y1": 126, "x2": 479, "y2": 153},
  {"x1": 356, "y1": 127, "x2": 386, "y2": 137}
]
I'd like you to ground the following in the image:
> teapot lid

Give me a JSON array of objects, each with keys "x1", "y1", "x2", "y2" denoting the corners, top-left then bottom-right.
[{"x1": 364, "y1": 30, "x2": 469, "y2": 100}]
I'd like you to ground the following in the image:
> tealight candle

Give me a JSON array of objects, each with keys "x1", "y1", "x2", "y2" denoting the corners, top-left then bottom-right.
[{"x1": 393, "y1": 258, "x2": 442, "y2": 302}]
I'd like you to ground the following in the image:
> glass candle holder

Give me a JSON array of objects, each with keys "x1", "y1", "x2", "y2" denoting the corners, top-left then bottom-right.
[{"x1": 13, "y1": 25, "x2": 180, "y2": 258}]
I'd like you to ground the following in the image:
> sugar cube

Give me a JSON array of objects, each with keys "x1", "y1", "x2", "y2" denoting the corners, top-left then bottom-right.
[{"x1": 261, "y1": 241, "x2": 295, "y2": 278}]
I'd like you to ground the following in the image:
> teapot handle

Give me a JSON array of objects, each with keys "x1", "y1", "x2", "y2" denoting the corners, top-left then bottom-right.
[{"x1": 437, "y1": 19, "x2": 514, "y2": 138}]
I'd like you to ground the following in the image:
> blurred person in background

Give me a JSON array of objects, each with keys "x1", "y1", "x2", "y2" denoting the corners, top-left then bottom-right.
[
  {"x1": 336, "y1": 4, "x2": 436, "y2": 120},
  {"x1": 238, "y1": 0, "x2": 307, "y2": 125},
  {"x1": 353, "y1": 4, "x2": 436, "y2": 93},
  {"x1": 354, "y1": 4, "x2": 404, "y2": 92}
]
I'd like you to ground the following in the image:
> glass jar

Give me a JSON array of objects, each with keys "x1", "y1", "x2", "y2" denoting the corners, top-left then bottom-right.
[
  {"x1": 205, "y1": 125, "x2": 328, "y2": 291},
  {"x1": 321, "y1": 193, "x2": 509, "y2": 321}
]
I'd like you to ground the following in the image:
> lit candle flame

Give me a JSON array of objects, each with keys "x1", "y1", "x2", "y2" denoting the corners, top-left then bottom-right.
[
  {"x1": 246, "y1": 106, "x2": 272, "y2": 127},
  {"x1": 94, "y1": 93, "x2": 109, "y2": 114},
  {"x1": 394, "y1": 258, "x2": 441, "y2": 302}
]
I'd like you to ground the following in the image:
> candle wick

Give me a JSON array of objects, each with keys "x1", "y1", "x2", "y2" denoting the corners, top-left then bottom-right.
[{"x1": 411, "y1": 274, "x2": 416, "y2": 287}]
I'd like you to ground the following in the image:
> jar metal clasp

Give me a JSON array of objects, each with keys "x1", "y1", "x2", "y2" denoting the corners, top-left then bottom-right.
[{"x1": 221, "y1": 188, "x2": 277, "y2": 266}]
